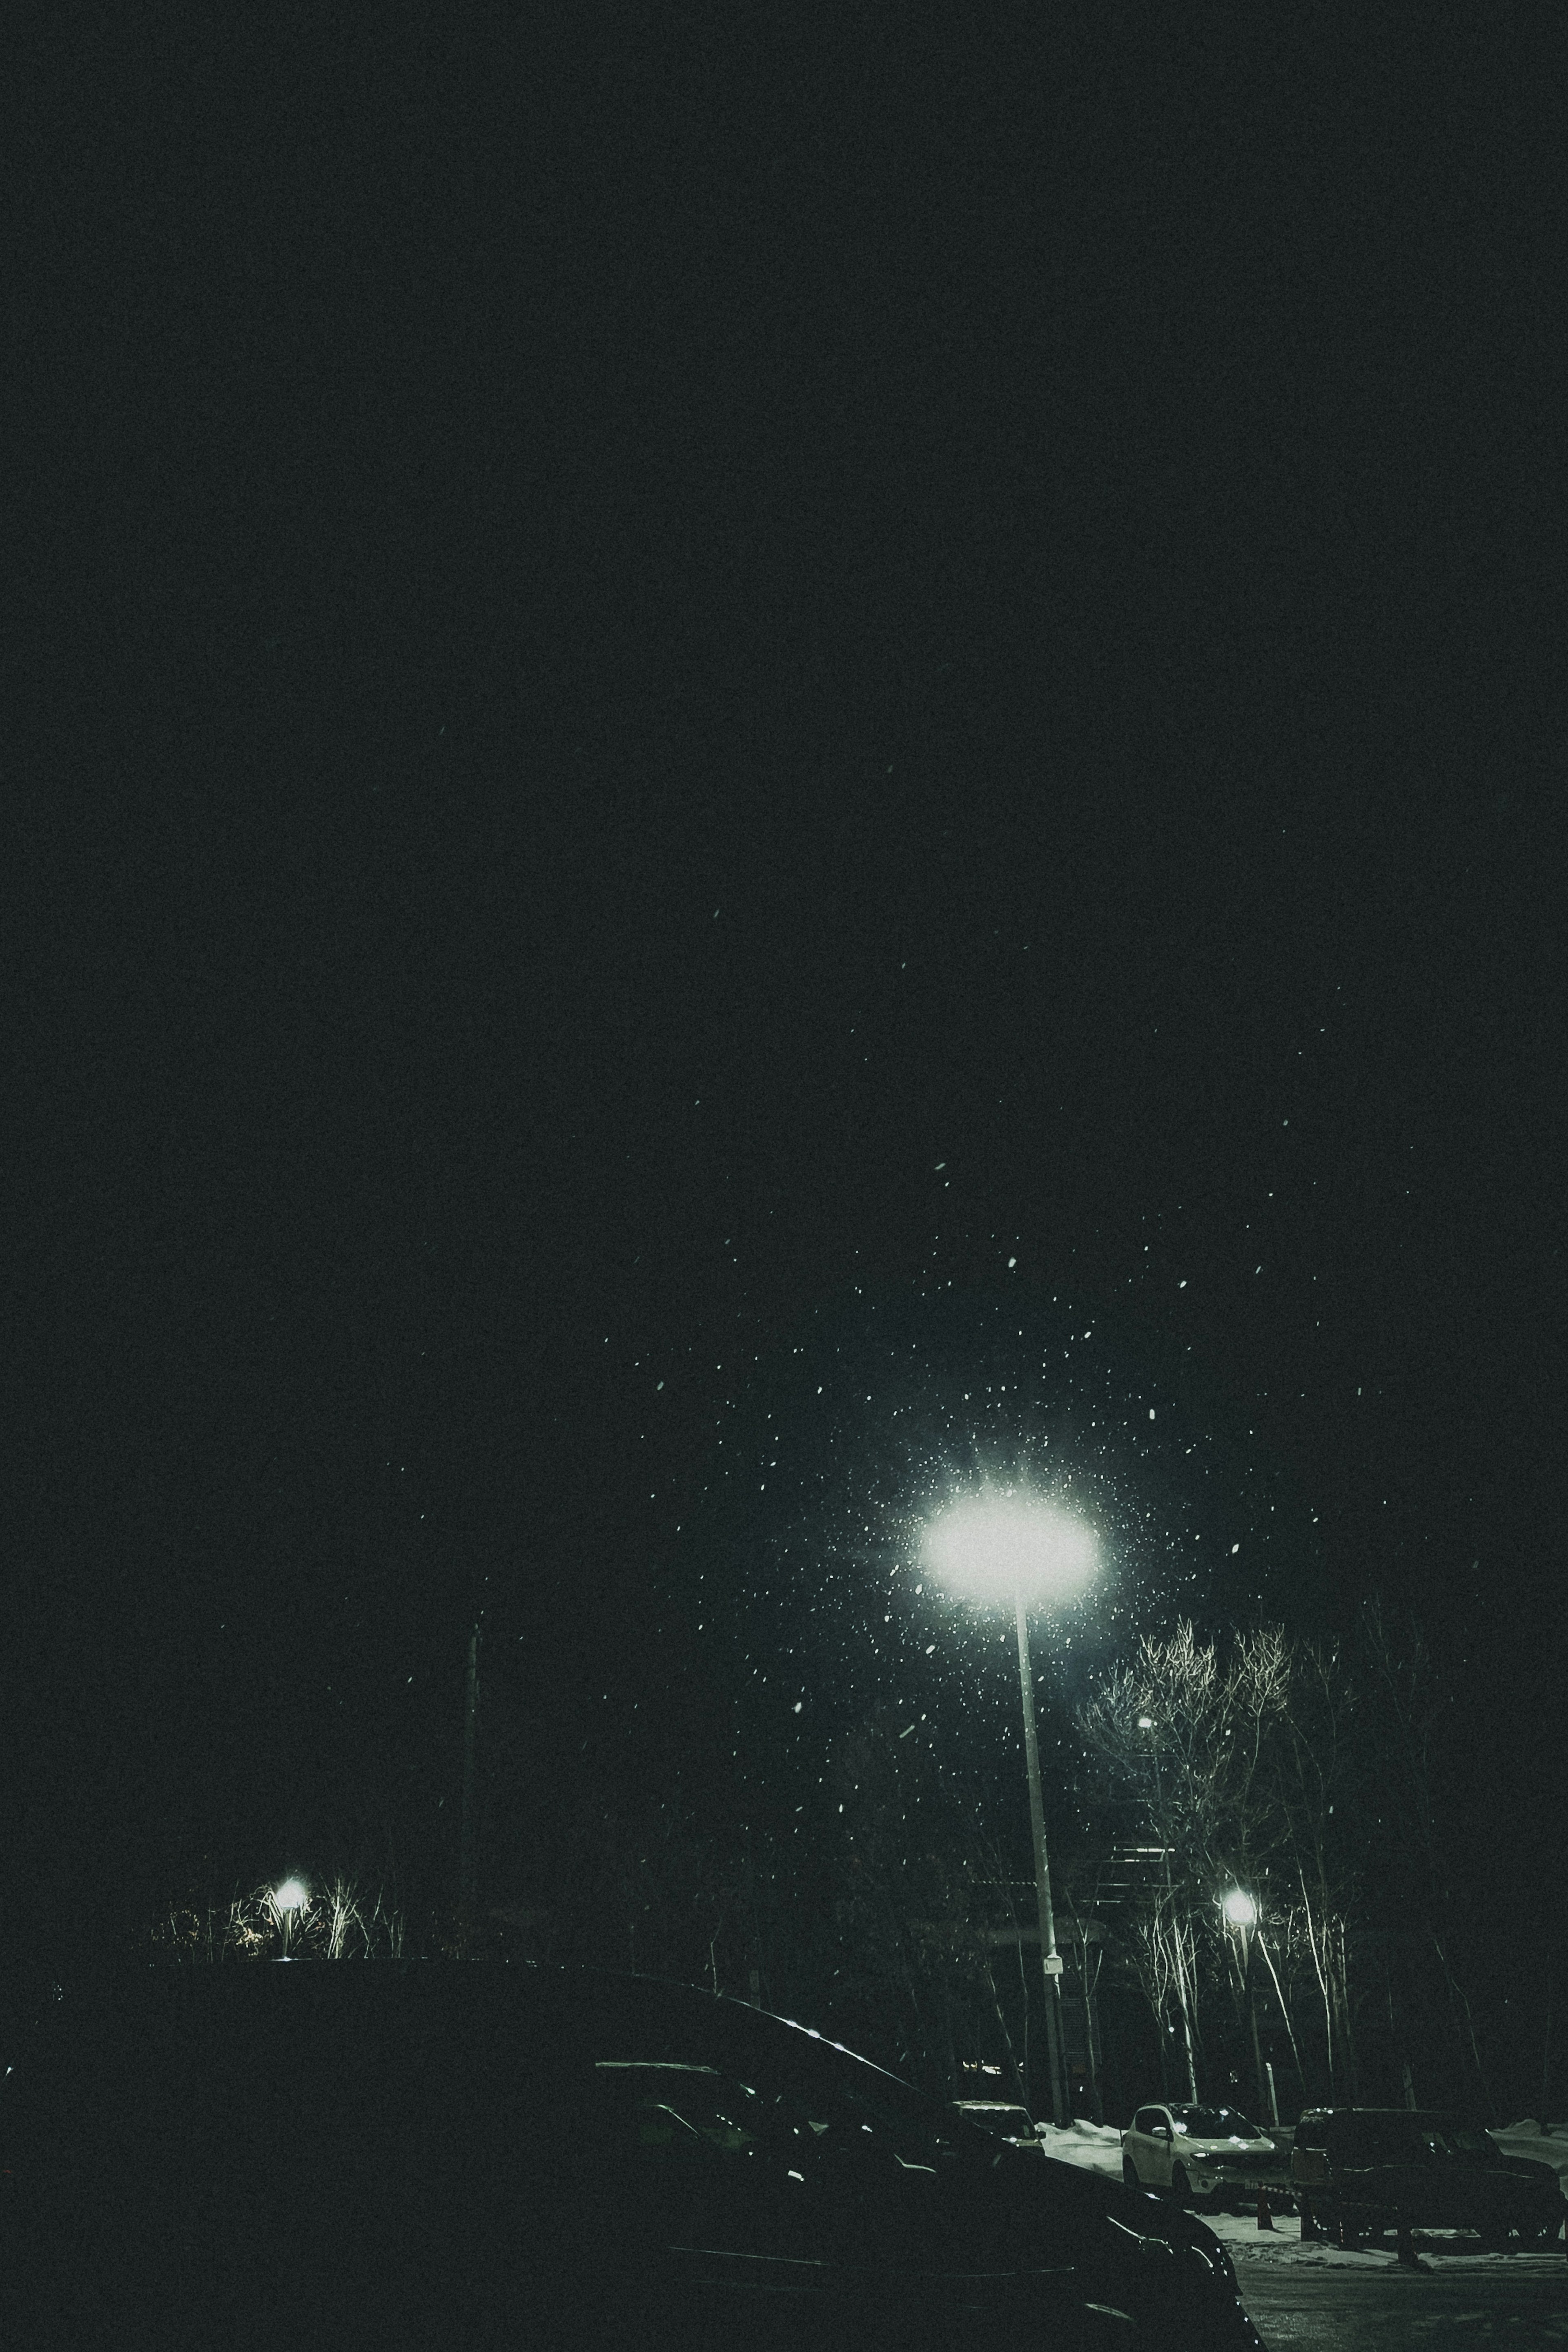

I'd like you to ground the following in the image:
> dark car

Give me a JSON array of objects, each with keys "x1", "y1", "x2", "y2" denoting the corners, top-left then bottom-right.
[
  {"x1": 951, "y1": 2097, "x2": 1046, "y2": 2152},
  {"x1": 1290, "y1": 2107, "x2": 1565, "y2": 2252},
  {"x1": 1, "y1": 1960, "x2": 1266, "y2": 2350}
]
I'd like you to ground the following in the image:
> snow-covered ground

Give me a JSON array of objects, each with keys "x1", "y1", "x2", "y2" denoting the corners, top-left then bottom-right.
[
  {"x1": 1034, "y1": 2116, "x2": 1568, "y2": 2270},
  {"x1": 1209, "y1": 2208, "x2": 1568, "y2": 2276}
]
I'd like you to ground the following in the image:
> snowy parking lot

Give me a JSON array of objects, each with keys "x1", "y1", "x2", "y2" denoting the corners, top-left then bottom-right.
[{"x1": 1038, "y1": 2118, "x2": 1568, "y2": 2346}]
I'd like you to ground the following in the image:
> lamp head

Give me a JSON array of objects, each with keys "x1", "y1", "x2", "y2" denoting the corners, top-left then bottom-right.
[
  {"x1": 273, "y1": 1877, "x2": 310, "y2": 1913},
  {"x1": 1222, "y1": 1889, "x2": 1258, "y2": 1928},
  {"x1": 922, "y1": 1490, "x2": 1096, "y2": 1610}
]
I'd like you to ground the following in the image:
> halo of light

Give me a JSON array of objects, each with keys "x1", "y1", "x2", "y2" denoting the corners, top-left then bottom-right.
[
  {"x1": 1222, "y1": 1888, "x2": 1258, "y2": 1927},
  {"x1": 273, "y1": 1877, "x2": 310, "y2": 1912}
]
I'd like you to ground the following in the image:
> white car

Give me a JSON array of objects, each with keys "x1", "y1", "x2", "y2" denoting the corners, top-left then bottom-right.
[{"x1": 1121, "y1": 2102, "x2": 1279, "y2": 2206}]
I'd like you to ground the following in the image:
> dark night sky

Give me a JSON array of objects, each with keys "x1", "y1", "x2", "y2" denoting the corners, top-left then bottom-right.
[{"x1": 8, "y1": 4, "x2": 1564, "y2": 1971}]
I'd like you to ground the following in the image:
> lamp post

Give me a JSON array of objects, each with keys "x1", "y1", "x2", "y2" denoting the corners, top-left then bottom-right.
[
  {"x1": 923, "y1": 1492, "x2": 1096, "y2": 2130},
  {"x1": 1222, "y1": 1888, "x2": 1268, "y2": 2119}
]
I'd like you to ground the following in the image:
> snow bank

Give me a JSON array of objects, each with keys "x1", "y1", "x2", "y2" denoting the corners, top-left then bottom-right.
[
  {"x1": 1035, "y1": 2119, "x2": 1126, "y2": 2179},
  {"x1": 1492, "y1": 2122, "x2": 1568, "y2": 2183}
]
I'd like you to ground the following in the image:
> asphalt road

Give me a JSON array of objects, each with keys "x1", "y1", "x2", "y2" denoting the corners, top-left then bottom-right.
[{"x1": 1238, "y1": 2259, "x2": 1568, "y2": 2347}]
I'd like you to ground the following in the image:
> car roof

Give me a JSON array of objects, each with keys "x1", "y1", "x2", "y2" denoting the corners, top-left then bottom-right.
[
  {"x1": 1297, "y1": 2117, "x2": 1457, "y2": 2136},
  {"x1": 4, "y1": 1960, "x2": 930, "y2": 2110}
]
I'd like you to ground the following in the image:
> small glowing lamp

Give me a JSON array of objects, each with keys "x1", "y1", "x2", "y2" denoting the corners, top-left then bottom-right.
[{"x1": 1222, "y1": 1889, "x2": 1258, "y2": 1928}]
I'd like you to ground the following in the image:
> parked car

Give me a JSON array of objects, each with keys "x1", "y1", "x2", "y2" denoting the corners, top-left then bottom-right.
[
  {"x1": 952, "y1": 2098, "x2": 1045, "y2": 2152},
  {"x1": 1, "y1": 1960, "x2": 1267, "y2": 2349},
  {"x1": 1122, "y1": 2104, "x2": 1283, "y2": 2207},
  {"x1": 1290, "y1": 2107, "x2": 1566, "y2": 2252}
]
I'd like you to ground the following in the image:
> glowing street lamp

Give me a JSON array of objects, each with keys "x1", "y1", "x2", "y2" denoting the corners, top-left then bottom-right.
[
  {"x1": 272, "y1": 1876, "x2": 310, "y2": 1959},
  {"x1": 1221, "y1": 1887, "x2": 1270, "y2": 2118},
  {"x1": 923, "y1": 1492, "x2": 1097, "y2": 2128}
]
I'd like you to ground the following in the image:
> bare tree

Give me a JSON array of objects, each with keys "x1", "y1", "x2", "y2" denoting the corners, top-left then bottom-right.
[
  {"x1": 1075, "y1": 1606, "x2": 1492, "y2": 2115},
  {"x1": 1078, "y1": 1623, "x2": 1313, "y2": 2103}
]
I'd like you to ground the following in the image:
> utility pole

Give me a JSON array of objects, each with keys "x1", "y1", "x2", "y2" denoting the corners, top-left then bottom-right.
[
  {"x1": 459, "y1": 1619, "x2": 481, "y2": 1922},
  {"x1": 1541, "y1": 1984, "x2": 1555, "y2": 2128},
  {"x1": 1015, "y1": 1597, "x2": 1069, "y2": 2127},
  {"x1": 1242, "y1": 1920, "x2": 1267, "y2": 2120}
]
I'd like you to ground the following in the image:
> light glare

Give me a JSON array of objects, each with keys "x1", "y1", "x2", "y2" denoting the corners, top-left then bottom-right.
[
  {"x1": 922, "y1": 1492, "x2": 1097, "y2": 1608},
  {"x1": 1222, "y1": 1889, "x2": 1258, "y2": 1927},
  {"x1": 273, "y1": 1877, "x2": 310, "y2": 1912}
]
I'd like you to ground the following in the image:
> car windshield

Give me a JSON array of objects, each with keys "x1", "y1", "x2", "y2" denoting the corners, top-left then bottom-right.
[
  {"x1": 1347, "y1": 2117, "x2": 1422, "y2": 2160},
  {"x1": 1420, "y1": 2122, "x2": 1497, "y2": 2163},
  {"x1": 1173, "y1": 2106, "x2": 1262, "y2": 2139}
]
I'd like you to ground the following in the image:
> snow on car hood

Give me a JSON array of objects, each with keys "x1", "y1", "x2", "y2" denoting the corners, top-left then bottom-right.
[{"x1": 1175, "y1": 2134, "x2": 1276, "y2": 2155}]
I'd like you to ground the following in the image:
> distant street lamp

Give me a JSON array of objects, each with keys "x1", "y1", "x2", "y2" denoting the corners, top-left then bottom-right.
[
  {"x1": 923, "y1": 1492, "x2": 1096, "y2": 2128},
  {"x1": 272, "y1": 1876, "x2": 309, "y2": 1959},
  {"x1": 1221, "y1": 1887, "x2": 1270, "y2": 2118}
]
